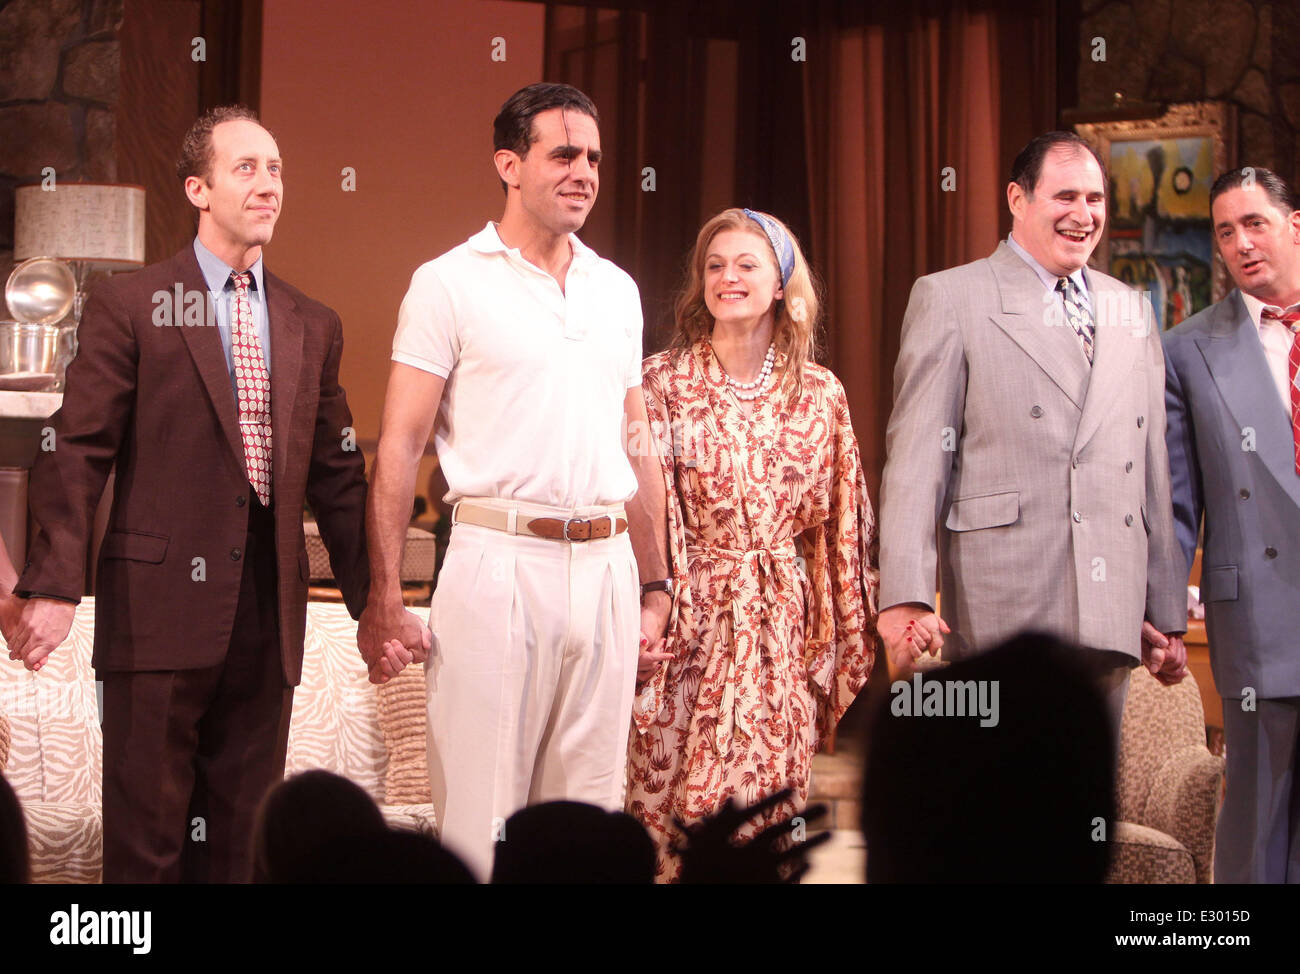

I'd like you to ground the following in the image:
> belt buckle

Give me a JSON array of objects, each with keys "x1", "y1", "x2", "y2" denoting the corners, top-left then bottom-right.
[{"x1": 562, "y1": 516, "x2": 590, "y2": 542}]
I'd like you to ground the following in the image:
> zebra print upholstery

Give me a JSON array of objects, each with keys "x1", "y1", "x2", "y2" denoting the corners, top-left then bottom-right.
[{"x1": 0, "y1": 598, "x2": 437, "y2": 883}]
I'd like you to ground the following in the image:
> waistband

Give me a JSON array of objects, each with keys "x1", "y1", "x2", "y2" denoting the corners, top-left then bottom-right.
[{"x1": 453, "y1": 497, "x2": 628, "y2": 543}]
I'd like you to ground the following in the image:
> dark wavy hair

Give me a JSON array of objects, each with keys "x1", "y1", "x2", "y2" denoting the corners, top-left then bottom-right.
[
  {"x1": 1010, "y1": 131, "x2": 1107, "y2": 196},
  {"x1": 491, "y1": 83, "x2": 599, "y2": 193},
  {"x1": 1209, "y1": 166, "x2": 1298, "y2": 216}
]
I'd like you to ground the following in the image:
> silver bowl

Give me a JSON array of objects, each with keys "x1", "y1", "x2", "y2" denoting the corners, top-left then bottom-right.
[
  {"x1": 5, "y1": 256, "x2": 76, "y2": 325},
  {"x1": 0, "y1": 320, "x2": 65, "y2": 391}
]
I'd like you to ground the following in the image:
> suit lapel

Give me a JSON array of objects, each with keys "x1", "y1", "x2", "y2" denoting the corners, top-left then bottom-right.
[
  {"x1": 265, "y1": 270, "x2": 304, "y2": 502},
  {"x1": 1073, "y1": 271, "x2": 1142, "y2": 452},
  {"x1": 987, "y1": 242, "x2": 1089, "y2": 410},
  {"x1": 1196, "y1": 290, "x2": 1300, "y2": 510},
  {"x1": 172, "y1": 248, "x2": 245, "y2": 470}
]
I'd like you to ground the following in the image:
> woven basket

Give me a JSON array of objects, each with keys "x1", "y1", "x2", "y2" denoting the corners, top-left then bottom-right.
[{"x1": 304, "y1": 522, "x2": 438, "y2": 583}]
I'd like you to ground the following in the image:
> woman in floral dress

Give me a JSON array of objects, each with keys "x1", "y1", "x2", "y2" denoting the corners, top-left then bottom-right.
[{"x1": 627, "y1": 207, "x2": 879, "y2": 881}]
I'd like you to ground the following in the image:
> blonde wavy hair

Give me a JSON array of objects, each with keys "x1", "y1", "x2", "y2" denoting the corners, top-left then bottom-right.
[{"x1": 667, "y1": 207, "x2": 822, "y2": 401}]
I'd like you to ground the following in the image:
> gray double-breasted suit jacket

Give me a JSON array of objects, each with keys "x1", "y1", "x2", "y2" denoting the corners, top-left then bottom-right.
[{"x1": 879, "y1": 242, "x2": 1185, "y2": 659}]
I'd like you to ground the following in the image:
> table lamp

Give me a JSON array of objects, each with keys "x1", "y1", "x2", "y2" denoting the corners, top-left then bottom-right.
[{"x1": 14, "y1": 182, "x2": 146, "y2": 321}]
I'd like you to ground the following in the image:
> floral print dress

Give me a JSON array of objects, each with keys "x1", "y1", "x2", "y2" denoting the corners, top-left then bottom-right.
[{"x1": 627, "y1": 340, "x2": 879, "y2": 881}]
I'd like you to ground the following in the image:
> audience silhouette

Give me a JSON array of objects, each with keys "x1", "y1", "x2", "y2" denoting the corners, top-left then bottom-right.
[
  {"x1": 0, "y1": 771, "x2": 29, "y2": 884},
  {"x1": 491, "y1": 801, "x2": 656, "y2": 883},
  {"x1": 862, "y1": 632, "x2": 1116, "y2": 882}
]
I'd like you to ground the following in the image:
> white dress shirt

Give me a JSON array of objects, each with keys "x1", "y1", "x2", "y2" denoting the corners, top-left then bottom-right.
[
  {"x1": 1006, "y1": 232, "x2": 1093, "y2": 311},
  {"x1": 1239, "y1": 290, "x2": 1298, "y2": 417}
]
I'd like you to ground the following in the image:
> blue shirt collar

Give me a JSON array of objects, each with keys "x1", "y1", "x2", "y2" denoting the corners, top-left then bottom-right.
[
  {"x1": 193, "y1": 237, "x2": 265, "y2": 297},
  {"x1": 1007, "y1": 233, "x2": 1089, "y2": 299}
]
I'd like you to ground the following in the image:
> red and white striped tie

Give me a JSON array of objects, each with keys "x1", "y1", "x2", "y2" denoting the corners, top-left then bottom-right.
[
  {"x1": 1261, "y1": 304, "x2": 1300, "y2": 477},
  {"x1": 230, "y1": 271, "x2": 272, "y2": 504}
]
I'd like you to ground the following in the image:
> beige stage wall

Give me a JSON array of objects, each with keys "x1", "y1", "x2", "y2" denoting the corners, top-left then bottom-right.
[{"x1": 260, "y1": 0, "x2": 546, "y2": 508}]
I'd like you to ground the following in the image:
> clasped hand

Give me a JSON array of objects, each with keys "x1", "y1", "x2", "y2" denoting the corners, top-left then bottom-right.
[
  {"x1": 877, "y1": 603, "x2": 950, "y2": 677},
  {"x1": 356, "y1": 600, "x2": 433, "y2": 685},
  {"x1": 2, "y1": 594, "x2": 75, "y2": 672},
  {"x1": 1140, "y1": 620, "x2": 1189, "y2": 686},
  {"x1": 637, "y1": 590, "x2": 674, "y2": 682}
]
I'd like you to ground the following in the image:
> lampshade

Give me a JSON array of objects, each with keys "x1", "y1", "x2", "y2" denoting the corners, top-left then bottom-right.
[{"x1": 14, "y1": 183, "x2": 146, "y2": 269}]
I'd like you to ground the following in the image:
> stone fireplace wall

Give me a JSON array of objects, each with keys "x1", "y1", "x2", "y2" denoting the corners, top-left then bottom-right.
[{"x1": 0, "y1": 0, "x2": 123, "y2": 286}]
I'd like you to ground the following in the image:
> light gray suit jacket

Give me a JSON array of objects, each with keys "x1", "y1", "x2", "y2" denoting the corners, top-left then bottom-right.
[
  {"x1": 1164, "y1": 291, "x2": 1300, "y2": 699},
  {"x1": 879, "y1": 242, "x2": 1186, "y2": 661}
]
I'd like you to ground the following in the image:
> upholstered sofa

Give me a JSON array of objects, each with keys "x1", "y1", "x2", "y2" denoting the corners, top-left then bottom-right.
[
  {"x1": 1106, "y1": 665, "x2": 1224, "y2": 884},
  {"x1": 0, "y1": 598, "x2": 435, "y2": 883}
]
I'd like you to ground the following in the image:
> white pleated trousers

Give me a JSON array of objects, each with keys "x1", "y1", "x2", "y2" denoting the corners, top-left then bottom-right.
[{"x1": 424, "y1": 518, "x2": 639, "y2": 880}]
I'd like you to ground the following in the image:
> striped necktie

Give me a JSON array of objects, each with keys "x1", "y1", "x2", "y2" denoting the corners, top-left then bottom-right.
[
  {"x1": 1261, "y1": 304, "x2": 1300, "y2": 476},
  {"x1": 1056, "y1": 276, "x2": 1095, "y2": 364}
]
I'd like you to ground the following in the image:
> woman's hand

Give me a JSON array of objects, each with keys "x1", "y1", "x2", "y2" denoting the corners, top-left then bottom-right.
[
  {"x1": 878, "y1": 603, "x2": 949, "y2": 679},
  {"x1": 638, "y1": 635, "x2": 674, "y2": 682}
]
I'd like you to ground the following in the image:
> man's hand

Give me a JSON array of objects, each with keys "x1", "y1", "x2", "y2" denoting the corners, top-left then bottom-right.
[
  {"x1": 8, "y1": 597, "x2": 76, "y2": 672},
  {"x1": 1140, "y1": 620, "x2": 1189, "y2": 686},
  {"x1": 357, "y1": 600, "x2": 431, "y2": 685},
  {"x1": 878, "y1": 603, "x2": 949, "y2": 676},
  {"x1": 637, "y1": 590, "x2": 674, "y2": 682},
  {"x1": 640, "y1": 590, "x2": 671, "y2": 643}
]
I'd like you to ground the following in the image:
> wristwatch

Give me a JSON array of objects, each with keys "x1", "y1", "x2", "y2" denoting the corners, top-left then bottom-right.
[{"x1": 640, "y1": 579, "x2": 672, "y2": 597}]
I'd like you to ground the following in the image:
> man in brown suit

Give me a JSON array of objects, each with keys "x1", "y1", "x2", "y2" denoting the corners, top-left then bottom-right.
[{"x1": 5, "y1": 106, "x2": 422, "y2": 882}]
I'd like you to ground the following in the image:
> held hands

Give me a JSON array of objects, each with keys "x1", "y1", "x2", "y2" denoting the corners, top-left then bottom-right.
[
  {"x1": 878, "y1": 603, "x2": 950, "y2": 677},
  {"x1": 357, "y1": 600, "x2": 432, "y2": 685},
  {"x1": 5, "y1": 596, "x2": 76, "y2": 672},
  {"x1": 0, "y1": 561, "x2": 17, "y2": 643},
  {"x1": 371, "y1": 638, "x2": 416, "y2": 684},
  {"x1": 637, "y1": 590, "x2": 673, "y2": 683},
  {"x1": 0, "y1": 586, "x2": 22, "y2": 648},
  {"x1": 1140, "y1": 620, "x2": 1189, "y2": 686}
]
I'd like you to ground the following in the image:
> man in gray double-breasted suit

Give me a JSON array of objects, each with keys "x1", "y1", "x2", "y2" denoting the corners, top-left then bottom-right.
[
  {"x1": 878, "y1": 132, "x2": 1189, "y2": 738},
  {"x1": 1164, "y1": 166, "x2": 1300, "y2": 883}
]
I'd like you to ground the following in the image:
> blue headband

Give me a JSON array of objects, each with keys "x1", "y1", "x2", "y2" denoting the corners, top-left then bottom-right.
[{"x1": 742, "y1": 208, "x2": 795, "y2": 287}]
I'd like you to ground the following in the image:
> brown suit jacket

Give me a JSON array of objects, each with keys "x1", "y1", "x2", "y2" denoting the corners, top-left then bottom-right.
[{"x1": 17, "y1": 244, "x2": 369, "y2": 685}]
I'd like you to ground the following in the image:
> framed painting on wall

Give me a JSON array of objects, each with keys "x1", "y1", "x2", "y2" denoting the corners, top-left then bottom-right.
[{"x1": 1075, "y1": 101, "x2": 1236, "y2": 331}]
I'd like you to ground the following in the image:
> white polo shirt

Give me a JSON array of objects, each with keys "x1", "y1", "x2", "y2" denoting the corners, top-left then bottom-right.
[{"x1": 392, "y1": 222, "x2": 643, "y2": 509}]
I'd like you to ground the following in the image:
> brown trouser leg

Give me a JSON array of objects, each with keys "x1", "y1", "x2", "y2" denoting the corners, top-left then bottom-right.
[{"x1": 101, "y1": 496, "x2": 291, "y2": 883}]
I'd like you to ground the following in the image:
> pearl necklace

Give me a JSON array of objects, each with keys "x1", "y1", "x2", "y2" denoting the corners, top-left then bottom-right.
[{"x1": 723, "y1": 342, "x2": 775, "y2": 401}]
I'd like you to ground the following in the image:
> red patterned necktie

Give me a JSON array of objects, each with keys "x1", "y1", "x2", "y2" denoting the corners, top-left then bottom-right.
[
  {"x1": 230, "y1": 271, "x2": 273, "y2": 504},
  {"x1": 1261, "y1": 304, "x2": 1300, "y2": 476}
]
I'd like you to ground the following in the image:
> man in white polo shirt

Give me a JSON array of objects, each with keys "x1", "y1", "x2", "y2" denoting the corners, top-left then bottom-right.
[{"x1": 356, "y1": 83, "x2": 669, "y2": 879}]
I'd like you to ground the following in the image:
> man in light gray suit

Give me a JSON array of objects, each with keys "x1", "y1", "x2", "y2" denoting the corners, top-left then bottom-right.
[
  {"x1": 878, "y1": 132, "x2": 1189, "y2": 740},
  {"x1": 1164, "y1": 166, "x2": 1300, "y2": 883}
]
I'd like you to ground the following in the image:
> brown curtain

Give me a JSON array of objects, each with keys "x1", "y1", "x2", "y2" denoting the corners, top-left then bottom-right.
[
  {"x1": 539, "y1": 1, "x2": 1056, "y2": 493},
  {"x1": 117, "y1": 0, "x2": 262, "y2": 264},
  {"x1": 804, "y1": 1, "x2": 1056, "y2": 497}
]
